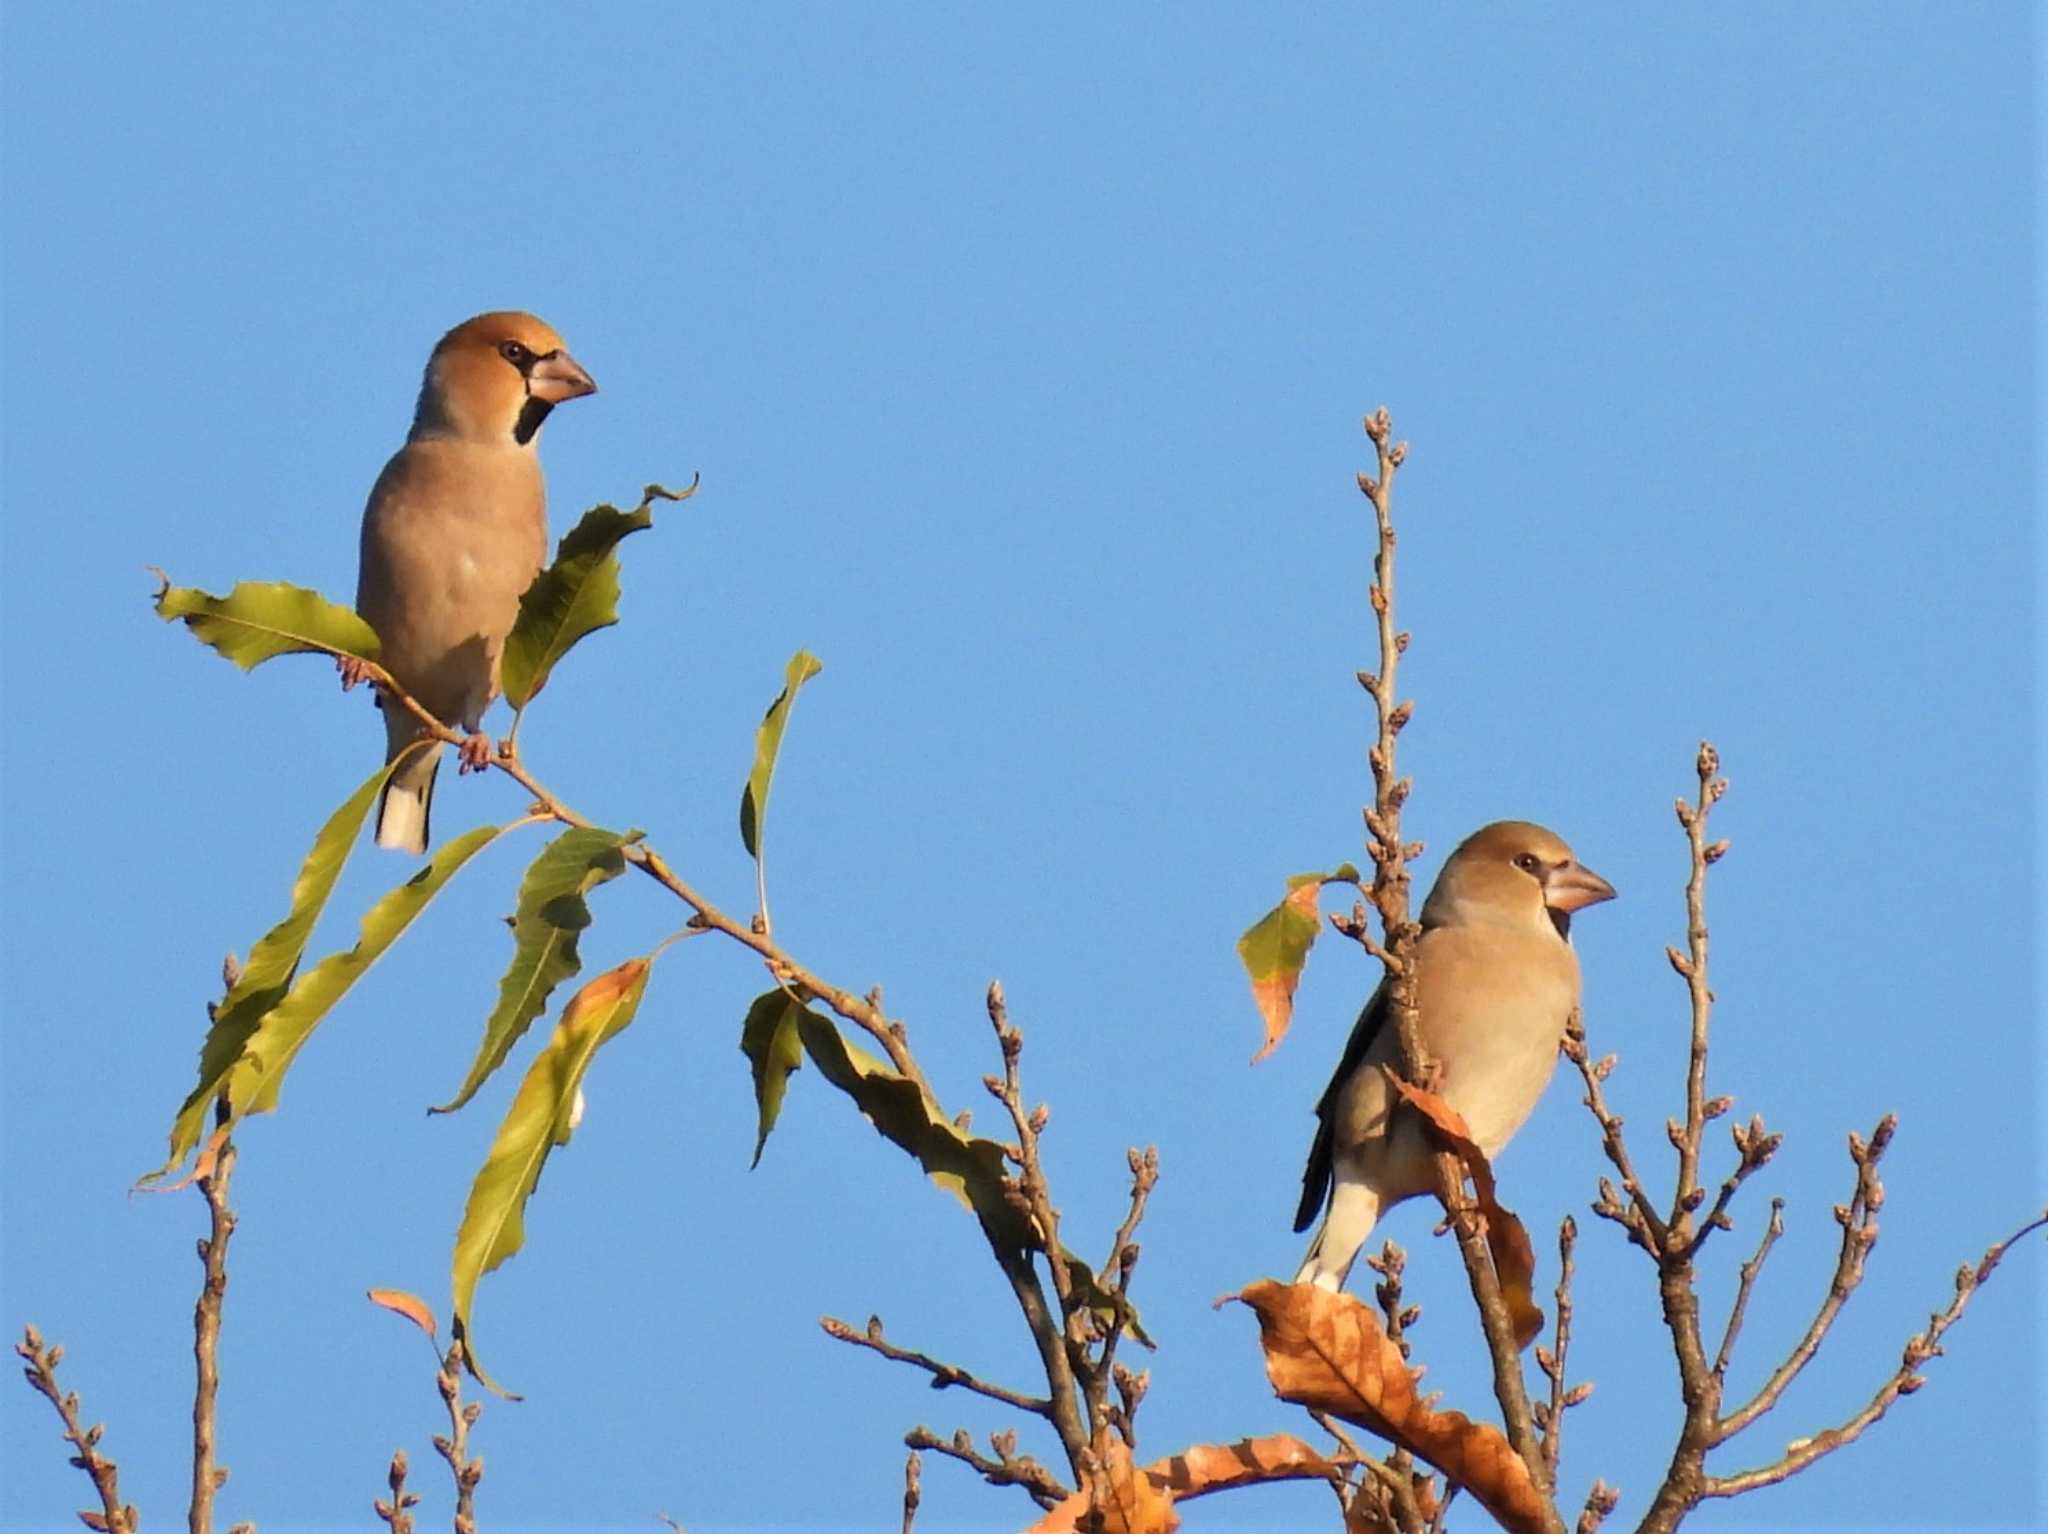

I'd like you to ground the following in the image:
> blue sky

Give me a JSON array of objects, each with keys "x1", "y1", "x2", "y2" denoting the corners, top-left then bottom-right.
[{"x1": 2, "y1": 7, "x2": 2038, "y2": 1532}]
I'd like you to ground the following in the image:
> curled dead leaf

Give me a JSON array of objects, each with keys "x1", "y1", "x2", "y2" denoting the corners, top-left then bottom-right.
[
  {"x1": 1382, "y1": 1072, "x2": 1543, "y2": 1347},
  {"x1": 1024, "y1": 1432, "x2": 1348, "y2": 1532},
  {"x1": 1233, "y1": 1280, "x2": 1548, "y2": 1534}
]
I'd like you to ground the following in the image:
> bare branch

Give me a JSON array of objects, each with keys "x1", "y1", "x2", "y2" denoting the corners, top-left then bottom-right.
[
  {"x1": 1574, "y1": 1478, "x2": 1621, "y2": 1534},
  {"x1": 1710, "y1": 1198, "x2": 1785, "y2": 1381},
  {"x1": 431, "y1": 1344, "x2": 484, "y2": 1534},
  {"x1": 901, "y1": 1448, "x2": 922, "y2": 1534},
  {"x1": 820, "y1": 1313, "x2": 1052, "y2": 1416},
  {"x1": 1563, "y1": 1017, "x2": 1665, "y2": 1255},
  {"x1": 1703, "y1": 1210, "x2": 2047, "y2": 1497},
  {"x1": 190, "y1": 1121, "x2": 236, "y2": 1534},
  {"x1": 1351, "y1": 410, "x2": 1558, "y2": 1520},
  {"x1": 1534, "y1": 1217, "x2": 1591, "y2": 1480},
  {"x1": 905, "y1": 1424, "x2": 1070, "y2": 1510},
  {"x1": 373, "y1": 1450, "x2": 419, "y2": 1534},
  {"x1": 1713, "y1": 1118, "x2": 1892, "y2": 1442},
  {"x1": 14, "y1": 1326, "x2": 137, "y2": 1534}
]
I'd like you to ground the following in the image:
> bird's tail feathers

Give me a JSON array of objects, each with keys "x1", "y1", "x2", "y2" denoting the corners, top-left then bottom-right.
[
  {"x1": 375, "y1": 738, "x2": 442, "y2": 855},
  {"x1": 1293, "y1": 1180, "x2": 1381, "y2": 1291},
  {"x1": 1294, "y1": 1118, "x2": 1334, "y2": 1233}
]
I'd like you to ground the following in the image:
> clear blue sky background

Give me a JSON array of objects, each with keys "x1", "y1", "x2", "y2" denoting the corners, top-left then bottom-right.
[{"x1": 2, "y1": 8, "x2": 2038, "y2": 1533}]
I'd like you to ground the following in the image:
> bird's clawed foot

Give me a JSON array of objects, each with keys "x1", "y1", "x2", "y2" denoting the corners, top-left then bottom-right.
[
  {"x1": 337, "y1": 655, "x2": 374, "y2": 692},
  {"x1": 457, "y1": 732, "x2": 494, "y2": 774}
]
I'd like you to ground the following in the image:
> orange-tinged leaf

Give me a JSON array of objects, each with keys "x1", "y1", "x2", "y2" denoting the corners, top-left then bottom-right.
[
  {"x1": 1232, "y1": 1280, "x2": 1548, "y2": 1534},
  {"x1": 1384, "y1": 1074, "x2": 1542, "y2": 1347},
  {"x1": 1025, "y1": 1429, "x2": 1179, "y2": 1534},
  {"x1": 367, "y1": 1288, "x2": 438, "y2": 1340},
  {"x1": 1026, "y1": 1434, "x2": 1342, "y2": 1532},
  {"x1": 1238, "y1": 864, "x2": 1358, "y2": 1063}
]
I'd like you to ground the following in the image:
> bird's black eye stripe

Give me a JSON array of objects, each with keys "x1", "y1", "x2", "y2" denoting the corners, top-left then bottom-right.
[{"x1": 498, "y1": 339, "x2": 534, "y2": 370}]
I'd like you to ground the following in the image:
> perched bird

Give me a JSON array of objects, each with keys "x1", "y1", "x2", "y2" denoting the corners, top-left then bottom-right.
[
  {"x1": 350, "y1": 312, "x2": 596, "y2": 853},
  {"x1": 1293, "y1": 821, "x2": 1615, "y2": 1290}
]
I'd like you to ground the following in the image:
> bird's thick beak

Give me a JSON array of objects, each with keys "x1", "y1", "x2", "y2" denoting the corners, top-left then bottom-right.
[
  {"x1": 1545, "y1": 861, "x2": 1617, "y2": 912},
  {"x1": 527, "y1": 350, "x2": 597, "y2": 403}
]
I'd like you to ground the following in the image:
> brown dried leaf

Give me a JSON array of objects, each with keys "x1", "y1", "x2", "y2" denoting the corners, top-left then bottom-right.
[
  {"x1": 1084, "y1": 1428, "x2": 1180, "y2": 1534},
  {"x1": 1232, "y1": 1280, "x2": 1547, "y2": 1534},
  {"x1": 1383, "y1": 1074, "x2": 1543, "y2": 1347},
  {"x1": 1027, "y1": 1433, "x2": 1343, "y2": 1531},
  {"x1": 366, "y1": 1288, "x2": 438, "y2": 1340}
]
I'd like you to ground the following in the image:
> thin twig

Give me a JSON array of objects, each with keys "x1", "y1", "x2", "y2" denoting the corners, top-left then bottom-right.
[
  {"x1": 819, "y1": 1314, "x2": 1052, "y2": 1415},
  {"x1": 14, "y1": 1326, "x2": 137, "y2": 1534},
  {"x1": 1534, "y1": 1217, "x2": 1587, "y2": 1480},
  {"x1": 905, "y1": 1424, "x2": 1070, "y2": 1510},
  {"x1": 1574, "y1": 1479, "x2": 1621, "y2": 1533},
  {"x1": 1563, "y1": 1017, "x2": 1666, "y2": 1256},
  {"x1": 1353, "y1": 409, "x2": 1556, "y2": 1518},
  {"x1": 901, "y1": 1448, "x2": 922, "y2": 1534},
  {"x1": 189, "y1": 1107, "x2": 237, "y2": 1534},
  {"x1": 1702, "y1": 1210, "x2": 2048, "y2": 1496},
  {"x1": 432, "y1": 1344, "x2": 484, "y2": 1534},
  {"x1": 1635, "y1": 747, "x2": 1731, "y2": 1534},
  {"x1": 1710, "y1": 1198, "x2": 1784, "y2": 1381},
  {"x1": 1713, "y1": 1118, "x2": 1892, "y2": 1442},
  {"x1": 373, "y1": 1450, "x2": 419, "y2": 1533}
]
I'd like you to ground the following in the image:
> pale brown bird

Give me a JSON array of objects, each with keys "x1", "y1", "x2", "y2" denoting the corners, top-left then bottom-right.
[
  {"x1": 1293, "y1": 821, "x2": 1615, "y2": 1290},
  {"x1": 351, "y1": 312, "x2": 595, "y2": 853}
]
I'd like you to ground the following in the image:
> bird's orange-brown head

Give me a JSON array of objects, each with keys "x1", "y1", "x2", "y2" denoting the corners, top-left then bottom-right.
[{"x1": 410, "y1": 311, "x2": 596, "y2": 447}]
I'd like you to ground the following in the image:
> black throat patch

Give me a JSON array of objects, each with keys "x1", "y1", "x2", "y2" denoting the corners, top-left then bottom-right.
[{"x1": 513, "y1": 395, "x2": 554, "y2": 446}]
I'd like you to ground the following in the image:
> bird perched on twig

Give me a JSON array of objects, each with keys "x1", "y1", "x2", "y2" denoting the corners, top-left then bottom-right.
[
  {"x1": 1293, "y1": 821, "x2": 1615, "y2": 1290},
  {"x1": 347, "y1": 312, "x2": 596, "y2": 853}
]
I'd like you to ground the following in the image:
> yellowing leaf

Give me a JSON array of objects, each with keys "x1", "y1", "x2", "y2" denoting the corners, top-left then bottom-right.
[
  {"x1": 1233, "y1": 1281, "x2": 1547, "y2": 1534},
  {"x1": 739, "y1": 650, "x2": 823, "y2": 860},
  {"x1": 433, "y1": 826, "x2": 634, "y2": 1114},
  {"x1": 154, "y1": 576, "x2": 380, "y2": 670},
  {"x1": 1238, "y1": 864, "x2": 1359, "y2": 1063},
  {"x1": 452, "y1": 958, "x2": 651, "y2": 1395}
]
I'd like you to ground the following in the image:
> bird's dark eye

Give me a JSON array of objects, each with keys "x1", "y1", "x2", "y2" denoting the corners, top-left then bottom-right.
[
  {"x1": 1513, "y1": 853, "x2": 1542, "y2": 874},
  {"x1": 498, "y1": 340, "x2": 532, "y2": 366}
]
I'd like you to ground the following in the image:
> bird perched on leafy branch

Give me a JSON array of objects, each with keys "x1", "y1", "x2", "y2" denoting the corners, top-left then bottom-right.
[
  {"x1": 348, "y1": 312, "x2": 596, "y2": 853},
  {"x1": 1294, "y1": 821, "x2": 1615, "y2": 1290}
]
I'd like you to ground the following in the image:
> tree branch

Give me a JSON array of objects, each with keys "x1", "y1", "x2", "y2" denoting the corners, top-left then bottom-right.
[
  {"x1": 431, "y1": 1344, "x2": 483, "y2": 1534},
  {"x1": 820, "y1": 1313, "x2": 1052, "y2": 1415},
  {"x1": 1712, "y1": 1117, "x2": 1891, "y2": 1442},
  {"x1": 905, "y1": 1423, "x2": 1070, "y2": 1509},
  {"x1": 1702, "y1": 1210, "x2": 2047, "y2": 1497},
  {"x1": 190, "y1": 1121, "x2": 237, "y2": 1534},
  {"x1": 1353, "y1": 408, "x2": 1558, "y2": 1522},
  {"x1": 14, "y1": 1326, "x2": 137, "y2": 1534}
]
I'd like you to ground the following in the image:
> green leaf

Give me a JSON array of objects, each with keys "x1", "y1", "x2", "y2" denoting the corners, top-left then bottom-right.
[
  {"x1": 432, "y1": 827, "x2": 634, "y2": 1114},
  {"x1": 793, "y1": 1011, "x2": 1151, "y2": 1346},
  {"x1": 738, "y1": 990, "x2": 806, "y2": 1167},
  {"x1": 154, "y1": 577, "x2": 380, "y2": 669},
  {"x1": 141, "y1": 759, "x2": 398, "y2": 1183},
  {"x1": 156, "y1": 824, "x2": 507, "y2": 1171},
  {"x1": 500, "y1": 481, "x2": 695, "y2": 711},
  {"x1": 739, "y1": 650, "x2": 824, "y2": 860},
  {"x1": 1238, "y1": 866, "x2": 1361, "y2": 1065},
  {"x1": 452, "y1": 957, "x2": 651, "y2": 1396}
]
